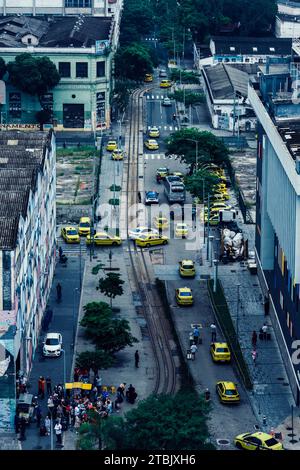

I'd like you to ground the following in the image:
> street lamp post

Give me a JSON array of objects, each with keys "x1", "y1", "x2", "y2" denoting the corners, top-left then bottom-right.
[
  {"x1": 209, "y1": 235, "x2": 214, "y2": 267},
  {"x1": 213, "y1": 259, "x2": 218, "y2": 293},
  {"x1": 48, "y1": 403, "x2": 54, "y2": 451},
  {"x1": 206, "y1": 193, "x2": 211, "y2": 260},
  {"x1": 61, "y1": 349, "x2": 66, "y2": 397},
  {"x1": 72, "y1": 288, "x2": 79, "y2": 347}
]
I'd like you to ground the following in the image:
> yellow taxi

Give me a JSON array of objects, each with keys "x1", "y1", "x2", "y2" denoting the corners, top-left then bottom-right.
[
  {"x1": 153, "y1": 216, "x2": 169, "y2": 229},
  {"x1": 135, "y1": 233, "x2": 168, "y2": 248},
  {"x1": 171, "y1": 171, "x2": 184, "y2": 180},
  {"x1": 145, "y1": 139, "x2": 159, "y2": 150},
  {"x1": 156, "y1": 167, "x2": 169, "y2": 182},
  {"x1": 210, "y1": 202, "x2": 232, "y2": 212},
  {"x1": 149, "y1": 126, "x2": 160, "y2": 138},
  {"x1": 175, "y1": 287, "x2": 194, "y2": 306},
  {"x1": 86, "y1": 232, "x2": 122, "y2": 246},
  {"x1": 211, "y1": 193, "x2": 228, "y2": 203},
  {"x1": 78, "y1": 216, "x2": 91, "y2": 236},
  {"x1": 61, "y1": 226, "x2": 80, "y2": 244},
  {"x1": 204, "y1": 213, "x2": 219, "y2": 226},
  {"x1": 144, "y1": 73, "x2": 153, "y2": 82},
  {"x1": 160, "y1": 79, "x2": 172, "y2": 88},
  {"x1": 179, "y1": 260, "x2": 196, "y2": 277},
  {"x1": 175, "y1": 222, "x2": 188, "y2": 238},
  {"x1": 234, "y1": 432, "x2": 284, "y2": 451},
  {"x1": 210, "y1": 342, "x2": 231, "y2": 363},
  {"x1": 106, "y1": 140, "x2": 118, "y2": 151},
  {"x1": 112, "y1": 149, "x2": 124, "y2": 160},
  {"x1": 216, "y1": 381, "x2": 240, "y2": 404}
]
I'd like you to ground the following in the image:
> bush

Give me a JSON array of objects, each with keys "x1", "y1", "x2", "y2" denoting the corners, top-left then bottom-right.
[{"x1": 207, "y1": 279, "x2": 252, "y2": 389}]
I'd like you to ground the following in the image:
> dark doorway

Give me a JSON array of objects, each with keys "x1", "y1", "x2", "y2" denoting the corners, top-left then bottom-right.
[{"x1": 63, "y1": 104, "x2": 84, "y2": 128}]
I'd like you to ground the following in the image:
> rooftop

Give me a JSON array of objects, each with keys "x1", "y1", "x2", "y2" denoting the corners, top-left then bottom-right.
[
  {"x1": 0, "y1": 130, "x2": 52, "y2": 250},
  {"x1": 0, "y1": 15, "x2": 112, "y2": 48},
  {"x1": 211, "y1": 36, "x2": 292, "y2": 56},
  {"x1": 202, "y1": 63, "x2": 258, "y2": 100},
  {"x1": 277, "y1": 13, "x2": 300, "y2": 22},
  {"x1": 277, "y1": 123, "x2": 300, "y2": 160}
]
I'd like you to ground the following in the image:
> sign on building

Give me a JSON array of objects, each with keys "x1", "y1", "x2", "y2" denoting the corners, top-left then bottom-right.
[{"x1": 95, "y1": 40, "x2": 110, "y2": 55}]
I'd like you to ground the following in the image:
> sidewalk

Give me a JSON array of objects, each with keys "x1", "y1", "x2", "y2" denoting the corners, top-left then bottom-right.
[
  {"x1": 63, "y1": 133, "x2": 156, "y2": 450},
  {"x1": 20, "y1": 259, "x2": 84, "y2": 450}
]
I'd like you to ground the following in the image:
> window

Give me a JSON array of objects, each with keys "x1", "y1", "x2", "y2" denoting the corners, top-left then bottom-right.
[
  {"x1": 253, "y1": 47, "x2": 258, "y2": 52},
  {"x1": 269, "y1": 47, "x2": 275, "y2": 52},
  {"x1": 230, "y1": 46, "x2": 235, "y2": 51},
  {"x1": 245, "y1": 58, "x2": 250, "y2": 63},
  {"x1": 59, "y1": 62, "x2": 71, "y2": 78},
  {"x1": 96, "y1": 61, "x2": 105, "y2": 77},
  {"x1": 76, "y1": 62, "x2": 88, "y2": 78}
]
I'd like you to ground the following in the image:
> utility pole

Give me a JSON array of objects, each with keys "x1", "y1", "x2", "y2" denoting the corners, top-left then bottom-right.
[
  {"x1": 206, "y1": 193, "x2": 210, "y2": 260},
  {"x1": 202, "y1": 179, "x2": 205, "y2": 245},
  {"x1": 236, "y1": 284, "x2": 241, "y2": 338},
  {"x1": 232, "y1": 90, "x2": 236, "y2": 137},
  {"x1": 213, "y1": 259, "x2": 218, "y2": 293}
]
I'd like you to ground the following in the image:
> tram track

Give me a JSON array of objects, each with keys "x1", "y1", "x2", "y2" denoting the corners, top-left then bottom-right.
[{"x1": 123, "y1": 86, "x2": 179, "y2": 395}]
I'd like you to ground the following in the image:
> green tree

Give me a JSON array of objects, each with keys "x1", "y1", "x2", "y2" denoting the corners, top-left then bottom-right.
[
  {"x1": 115, "y1": 44, "x2": 153, "y2": 82},
  {"x1": 7, "y1": 53, "x2": 60, "y2": 117},
  {"x1": 77, "y1": 413, "x2": 126, "y2": 450},
  {"x1": 97, "y1": 273, "x2": 124, "y2": 308},
  {"x1": 35, "y1": 109, "x2": 52, "y2": 131},
  {"x1": 0, "y1": 57, "x2": 7, "y2": 79},
  {"x1": 170, "y1": 90, "x2": 205, "y2": 106},
  {"x1": 80, "y1": 302, "x2": 137, "y2": 353},
  {"x1": 112, "y1": 79, "x2": 136, "y2": 115},
  {"x1": 170, "y1": 69, "x2": 200, "y2": 84},
  {"x1": 119, "y1": 0, "x2": 154, "y2": 46},
  {"x1": 185, "y1": 168, "x2": 220, "y2": 201},
  {"x1": 77, "y1": 388, "x2": 214, "y2": 450},
  {"x1": 166, "y1": 128, "x2": 228, "y2": 166},
  {"x1": 76, "y1": 350, "x2": 115, "y2": 376}
]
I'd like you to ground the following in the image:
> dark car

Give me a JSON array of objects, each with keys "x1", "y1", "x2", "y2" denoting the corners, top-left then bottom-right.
[{"x1": 145, "y1": 191, "x2": 159, "y2": 205}]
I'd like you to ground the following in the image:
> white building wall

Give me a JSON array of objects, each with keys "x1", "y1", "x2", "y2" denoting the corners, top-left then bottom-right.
[
  {"x1": 276, "y1": 17, "x2": 300, "y2": 38},
  {"x1": 278, "y1": 1, "x2": 300, "y2": 15}
]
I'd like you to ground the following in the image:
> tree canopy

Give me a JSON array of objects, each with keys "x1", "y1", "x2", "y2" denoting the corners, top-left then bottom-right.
[
  {"x1": 166, "y1": 128, "x2": 229, "y2": 166},
  {"x1": 97, "y1": 272, "x2": 124, "y2": 307},
  {"x1": 76, "y1": 350, "x2": 115, "y2": 376},
  {"x1": 7, "y1": 53, "x2": 60, "y2": 101},
  {"x1": 115, "y1": 44, "x2": 153, "y2": 82},
  {"x1": 77, "y1": 388, "x2": 215, "y2": 450},
  {"x1": 184, "y1": 168, "x2": 220, "y2": 201},
  {"x1": 80, "y1": 302, "x2": 137, "y2": 353}
]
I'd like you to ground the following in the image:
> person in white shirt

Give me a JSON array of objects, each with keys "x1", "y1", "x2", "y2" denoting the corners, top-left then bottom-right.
[
  {"x1": 54, "y1": 420, "x2": 62, "y2": 445},
  {"x1": 210, "y1": 322, "x2": 217, "y2": 342},
  {"x1": 190, "y1": 342, "x2": 198, "y2": 360}
]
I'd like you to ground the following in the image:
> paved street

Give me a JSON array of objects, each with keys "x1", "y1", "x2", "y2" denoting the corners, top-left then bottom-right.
[{"x1": 20, "y1": 258, "x2": 84, "y2": 450}]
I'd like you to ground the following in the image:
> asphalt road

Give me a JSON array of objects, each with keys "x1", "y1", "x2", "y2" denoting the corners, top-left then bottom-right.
[{"x1": 142, "y1": 83, "x2": 258, "y2": 444}]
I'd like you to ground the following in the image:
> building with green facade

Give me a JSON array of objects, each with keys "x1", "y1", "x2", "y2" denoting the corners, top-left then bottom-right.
[{"x1": 0, "y1": 15, "x2": 117, "y2": 130}]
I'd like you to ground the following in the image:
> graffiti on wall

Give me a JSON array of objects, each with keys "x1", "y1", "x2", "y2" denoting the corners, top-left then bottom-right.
[{"x1": 0, "y1": 310, "x2": 17, "y2": 430}]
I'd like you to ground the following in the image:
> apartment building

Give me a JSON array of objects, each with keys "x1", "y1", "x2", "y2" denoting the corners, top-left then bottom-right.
[
  {"x1": 248, "y1": 57, "x2": 300, "y2": 404},
  {"x1": 0, "y1": 130, "x2": 56, "y2": 431},
  {"x1": 0, "y1": 15, "x2": 116, "y2": 130}
]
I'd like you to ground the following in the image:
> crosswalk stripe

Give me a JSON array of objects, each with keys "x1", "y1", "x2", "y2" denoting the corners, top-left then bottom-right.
[
  {"x1": 161, "y1": 95, "x2": 164, "y2": 99},
  {"x1": 152, "y1": 95, "x2": 154, "y2": 99},
  {"x1": 156, "y1": 95, "x2": 159, "y2": 99},
  {"x1": 147, "y1": 95, "x2": 150, "y2": 99},
  {"x1": 164, "y1": 126, "x2": 167, "y2": 130}
]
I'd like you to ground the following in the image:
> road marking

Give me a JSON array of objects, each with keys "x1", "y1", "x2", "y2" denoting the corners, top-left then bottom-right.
[
  {"x1": 164, "y1": 126, "x2": 167, "y2": 130},
  {"x1": 152, "y1": 95, "x2": 154, "y2": 99},
  {"x1": 161, "y1": 95, "x2": 164, "y2": 99},
  {"x1": 147, "y1": 95, "x2": 150, "y2": 99},
  {"x1": 156, "y1": 95, "x2": 160, "y2": 99}
]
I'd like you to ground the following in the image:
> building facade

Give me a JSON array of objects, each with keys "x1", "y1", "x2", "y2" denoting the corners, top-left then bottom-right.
[
  {"x1": 0, "y1": 130, "x2": 56, "y2": 431},
  {"x1": 249, "y1": 57, "x2": 300, "y2": 404},
  {"x1": 201, "y1": 63, "x2": 257, "y2": 132},
  {"x1": 0, "y1": 15, "x2": 116, "y2": 130},
  {"x1": 210, "y1": 36, "x2": 292, "y2": 64},
  {"x1": 0, "y1": 0, "x2": 123, "y2": 17}
]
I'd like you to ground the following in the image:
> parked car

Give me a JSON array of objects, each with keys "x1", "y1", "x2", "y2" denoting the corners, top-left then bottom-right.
[
  {"x1": 78, "y1": 217, "x2": 91, "y2": 236},
  {"x1": 175, "y1": 287, "x2": 194, "y2": 306},
  {"x1": 61, "y1": 226, "x2": 80, "y2": 244},
  {"x1": 128, "y1": 226, "x2": 159, "y2": 240},
  {"x1": 216, "y1": 381, "x2": 240, "y2": 404},
  {"x1": 43, "y1": 333, "x2": 62, "y2": 357},
  {"x1": 234, "y1": 432, "x2": 283, "y2": 451}
]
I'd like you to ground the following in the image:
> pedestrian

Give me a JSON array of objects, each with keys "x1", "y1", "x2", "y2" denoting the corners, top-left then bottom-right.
[
  {"x1": 74, "y1": 415, "x2": 81, "y2": 434},
  {"x1": 45, "y1": 416, "x2": 51, "y2": 436},
  {"x1": 135, "y1": 350, "x2": 140, "y2": 368},
  {"x1": 126, "y1": 384, "x2": 137, "y2": 404},
  {"x1": 251, "y1": 349, "x2": 258, "y2": 366},
  {"x1": 19, "y1": 416, "x2": 26, "y2": 441},
  {"x1": 46, "y1": 377, "x2": 52, "y2": 396},
  {"x1": 36, "y1": 405, "x2": 42, "y2": 427},
  {"x1": 264, "y1": 294, "x2": 270, "y2": 316},
  {"x1": 41, "y1": 377, "x2": 46, "y2": 399},
  {"x1": 193, "y1": 326, "x2": 200, "y2": 345},
  {"x1": 95, "y1": 375, "x2": 102, "y2": 394},
  {"x1": 56, "y1": 283, "x2": 62, "y2": 302},
  {"x1": 54, "y1": 420, "x2": 63, "y2": 446},
  {"x1": 58, "y1": 246, "x2": 63, "y2": 259},
  {"x1": 262, "y1": 323, "x2": 268, "y2": 340},
  {"x1": 210, "y1": 322, "x2": 217, "y2": 342},
  {"x1": 190, "y1": 342, "x2": 198, "y2": 360},
  {"x1": 251, "y1": 330, "x2": 257, "y2": 349},
  {"x1": 38, "y1": 376, "x2": 44, "y2": 398},
  {"x1": 14, "y1": 414, "x2": 20, "y2": 434}
]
